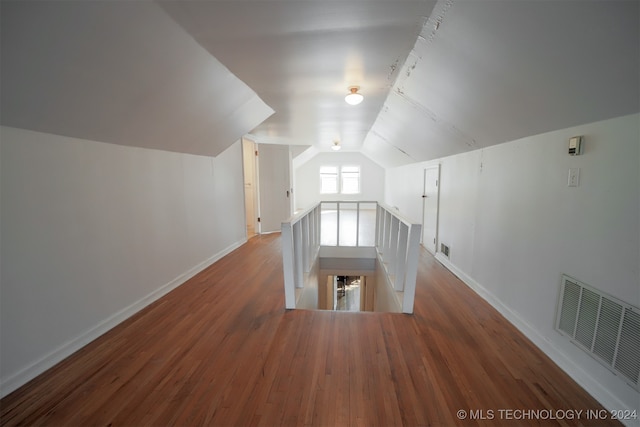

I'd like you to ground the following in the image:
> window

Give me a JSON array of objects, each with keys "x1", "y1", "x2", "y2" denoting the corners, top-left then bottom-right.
[
  {"x1": 341, "y1": 166, "x2": 360, "y2": 194},
  {"x1": 320, "y1": 165, "x2": 360, "y2": 194},
  {"x1": 320, "y1": 166, "x2": 338, "y2": 194}
]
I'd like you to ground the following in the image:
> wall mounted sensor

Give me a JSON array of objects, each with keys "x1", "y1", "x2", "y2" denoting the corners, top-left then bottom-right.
[{"x1": 568, "y1": 136, "x2": 583, "y2": 155}]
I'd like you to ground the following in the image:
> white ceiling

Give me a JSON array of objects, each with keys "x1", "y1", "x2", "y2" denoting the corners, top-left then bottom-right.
[
  {"x1": 158, "y1": 0, "x2": 436, "y2": 154},
  {"x1": 363, "y1": 0, "x2": 640, "y2": 167},
  {"x1": 0, "y1": 1, "x2": 274, "y2": 157},
  {"x1": 1, "y1": 0, "x2": 638, "y2": 168}
]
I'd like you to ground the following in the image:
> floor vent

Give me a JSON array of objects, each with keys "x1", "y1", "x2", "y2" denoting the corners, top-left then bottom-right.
[{"x1": 556, "y1": 275, "x2": 639, "y2": 391}]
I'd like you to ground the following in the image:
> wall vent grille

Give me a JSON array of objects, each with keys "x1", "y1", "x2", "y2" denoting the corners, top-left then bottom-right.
[
  {"x1": 440, "y1": 243, "x2": 450, "y2": 258},
  {"x1": 556, "y1": 275, "x2": 639, "y2": 391}
]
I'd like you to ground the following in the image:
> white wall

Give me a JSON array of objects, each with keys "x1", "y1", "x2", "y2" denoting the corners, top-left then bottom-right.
[
  {"x1": 294, "y1": 152, "x2": 385, "y2": 210},
  {"x1": 295, "y1": 256, "x2": 320, "y2": 310},
  {"x1": 386, "y1": 114, "x2": 640, "y2": 415},
  {"x1": 0, "y1": 126, "x2": 247, "y2": 396},
  {"x1": 373, "y1": 258, "x2": 401, "y2": 313}
]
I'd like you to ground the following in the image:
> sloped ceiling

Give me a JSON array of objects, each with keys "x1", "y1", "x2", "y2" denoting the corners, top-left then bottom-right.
[
  {"x1": 0, "y1": 1, "x2": 273, "y2": 157},
  {"x1": 157, "y1": 0, "x2": 436, "y2": 153},
  {"x1": 363, "y1": 0, "x2": 640, "y2": 167},
  {"x1": 1, "y1": 0, "x2": 638, "y2": 167}
]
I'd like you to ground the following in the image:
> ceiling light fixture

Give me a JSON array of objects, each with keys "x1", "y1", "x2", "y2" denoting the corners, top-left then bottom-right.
[
  {"x1": 331, "y1": 140, "x2": 341, "y2": 151},
  {"x1": 344, "y1": 86, "x2": 363, "y2": 105}
]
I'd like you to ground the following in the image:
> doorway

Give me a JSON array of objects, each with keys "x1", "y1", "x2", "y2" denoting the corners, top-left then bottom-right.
[
  {"x1": 242, "y1": 138, "x2": 258, "y2": 238},
  {"x1": 256, "y1": 144, "x2": 292, "y2": 233},
  {"x1": 323, "y1": 275, "x2": 372, "y2": 312},
  {"x1": 422, "y1": 165, "x2": 440, "y2": 255},
  {"x1": 335, "y1": 276, "x2": 361, "y2": 311}
]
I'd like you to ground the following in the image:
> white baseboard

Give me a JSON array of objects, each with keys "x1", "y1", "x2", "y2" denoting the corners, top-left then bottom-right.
[
  {"x1": 0, "y1": 238, "x2": 246, "y2": 398},
  {"x1": 434, "y1": 253, "x2": 639, "y2": 427}
]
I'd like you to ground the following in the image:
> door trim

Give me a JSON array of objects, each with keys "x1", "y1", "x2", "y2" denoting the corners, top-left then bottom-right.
[{"x1": 422, "y1": 164, "x2": 441, "y2": 255}]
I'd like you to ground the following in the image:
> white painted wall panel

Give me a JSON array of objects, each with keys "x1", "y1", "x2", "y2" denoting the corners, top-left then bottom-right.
[
  {"x1": 383, "y1": 161, "x2": 423, "y2": 222},
  {"x1": 0, "y1": 127, "x2": 247, "y2": 395},
  {"x1": 373, "y1": 258, "x2": 401, "y2": 313},
  {"x1": 385, "y1": 114, "x2": 640, "y2": 414}
]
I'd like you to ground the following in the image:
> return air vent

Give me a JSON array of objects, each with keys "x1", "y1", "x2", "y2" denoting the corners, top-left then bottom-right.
[
  {"x1": 440, "y1": 243, "x2": 450, "y2": 258},
  {"x1": 556, "y1": 275, "x2": 639, "y2": 391}
]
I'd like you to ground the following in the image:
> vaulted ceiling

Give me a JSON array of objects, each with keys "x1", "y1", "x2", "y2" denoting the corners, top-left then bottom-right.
[
  {"x1": 0, "y1": 1, "x2": 274, "y2": 157},
  {"x1": 362, "y1": 0, "x2": 640, "y2": 167},
  {"x1": 1, "y1": 1, "x2": 638, "y2": 168}
]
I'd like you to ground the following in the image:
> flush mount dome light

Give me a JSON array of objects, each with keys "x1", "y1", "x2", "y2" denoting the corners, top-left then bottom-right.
[
  {"x1": 331, "y1": 140, "x2": 341, "y2": 151},
  {"x1": 344, "y1": 86, "x2": 363, "y2": 105}
]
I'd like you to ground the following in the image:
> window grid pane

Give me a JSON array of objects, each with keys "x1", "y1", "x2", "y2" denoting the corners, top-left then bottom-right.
[
  {"x1": 341, "y1": 166, "x2": 360, "y2": 194},
  {"x1": 320, "y1": 166, "x2": 338, "y2": 194}
]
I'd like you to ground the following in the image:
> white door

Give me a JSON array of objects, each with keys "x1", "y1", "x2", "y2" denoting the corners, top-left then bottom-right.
[
  {"x1": 242, "y1": 138, "x2": 258, "y2": 238},
  {"x1": 257, "y1": 144, "x2": 291, "y2": 233},
  {"x1": 422, "y1": 165, "x2": 440, "y2": 255}
]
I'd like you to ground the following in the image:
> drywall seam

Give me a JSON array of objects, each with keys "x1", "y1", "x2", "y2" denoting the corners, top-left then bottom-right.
[
  {"x1": 434, "y1": 253, "x2": 639, "y2": 427},
  {"x1": 0, "y1": 238, "x2": 246, "y2": 398}
]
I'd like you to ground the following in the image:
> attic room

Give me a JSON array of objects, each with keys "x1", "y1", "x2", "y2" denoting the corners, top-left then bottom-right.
[{"x1": 1, "y1": 0, "x2": 638, "y2": 425}]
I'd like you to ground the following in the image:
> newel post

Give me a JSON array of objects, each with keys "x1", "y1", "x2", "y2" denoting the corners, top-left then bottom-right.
[
  {"x1": 281, "y1": 222, "x2": 296, "y2": 309},
  {"x1": 402, "y1": 223, "x2": 422, "y2": 314}
]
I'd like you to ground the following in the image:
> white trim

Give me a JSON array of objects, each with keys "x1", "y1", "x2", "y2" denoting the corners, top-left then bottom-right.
[
  {"x1": 421, "y1": 164, "x2": 440, "y2": 255},
  {"x1": 0, "y1": 238, "x2": 246, "y2": 398},
  {"x1": 401, "y1": 224, "x2": 421, "y2": 314},
  {"x1": 281, "y1": 222, "x2": 296, "y2": 309},
  {"x1": 434, "y1": 253, "x2": 639, "y2": 427},
  {"x1": 319, "y1": 165, "x2": 339, "y2": 195},
  {"x1": 340, "y1": 165, "x2": 361, "y2": 195}
]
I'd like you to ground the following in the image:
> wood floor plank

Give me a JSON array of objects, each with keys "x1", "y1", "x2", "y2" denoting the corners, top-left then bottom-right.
[{"x1": 0, "y1": 234, "x2": 622, "y2": 426}]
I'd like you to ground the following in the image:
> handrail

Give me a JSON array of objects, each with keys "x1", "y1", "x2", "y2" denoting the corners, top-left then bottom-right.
[
  {"x1": 375, "y1": 202, "x2": 417, "y2": 228},
  {"x1": 286, "y1": 203, "x2": 321, "y2": 226},
  {"x1": 281, "y1": 201, "x2": 421, "y2": 313}
]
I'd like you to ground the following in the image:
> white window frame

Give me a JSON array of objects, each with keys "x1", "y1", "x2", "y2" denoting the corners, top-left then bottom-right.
[
  {"x1": 340, "y1": 165, "x2": 360, "y2": 195},
  {"x1": 320, "y1": 166, "x2": 339, "y2": 194},
  {"x1": 319, "y1": 165, "x2": 361, "y2": 195}
]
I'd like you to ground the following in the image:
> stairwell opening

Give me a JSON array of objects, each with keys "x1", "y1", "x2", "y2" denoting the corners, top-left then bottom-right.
[
  {"x1": 322, "y1": 275, "x2": 374, "y2": 312},
  {"x1": 282, "y1": 201, "x2": 421, "y2": 313}
]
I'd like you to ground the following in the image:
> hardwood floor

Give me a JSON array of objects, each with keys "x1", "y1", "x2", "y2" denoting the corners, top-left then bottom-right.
[{"x1": 0, "y1": 234, "x2": 620, "y2": 426}]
